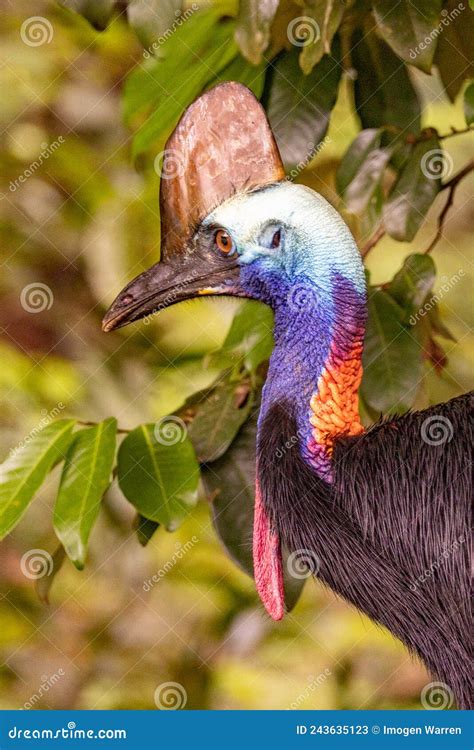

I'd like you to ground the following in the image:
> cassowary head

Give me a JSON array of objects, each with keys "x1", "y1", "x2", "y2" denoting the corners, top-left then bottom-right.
[{"x1": 102, "y1": 83, "x2": 365, "y2": 332}]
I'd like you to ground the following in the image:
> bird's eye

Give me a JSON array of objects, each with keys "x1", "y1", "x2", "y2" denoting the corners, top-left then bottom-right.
[
  {"x1": 214, "y1": 229, "x2": 235, "y2": 256},
  {"x1": 258, "y1": 223, "x2": 284, "y2": 250},
  {"x1": 270, "y1": 229, "x2": 281, "y2": 249}
]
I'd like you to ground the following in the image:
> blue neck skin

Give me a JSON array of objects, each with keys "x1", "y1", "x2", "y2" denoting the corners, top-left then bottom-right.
[{"x1": 240, "y1": 266, "x2": 366, "y2": 469}]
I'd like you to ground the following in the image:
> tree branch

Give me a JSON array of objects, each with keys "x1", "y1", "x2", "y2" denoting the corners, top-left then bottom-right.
[
  {"x1": 360, "y1": 224, "x2": 386, "y2": 258},
  {"x1": 438, "y1": 126, "x2": 474, "y2": 141},
  {"x1": 424, "y1": 159, "x2": 474, "y2": 254},
  {"x1": 76, "y1": 419, "x2": 130, "y2": 434}
]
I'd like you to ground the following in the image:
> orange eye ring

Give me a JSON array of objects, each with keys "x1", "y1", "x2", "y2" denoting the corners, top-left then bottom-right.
[{"x1": 215, "y1": 229, "x2": 235, "y2": 256}]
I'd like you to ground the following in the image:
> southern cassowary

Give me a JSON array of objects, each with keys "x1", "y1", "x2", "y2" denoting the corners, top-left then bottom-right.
[{"x1": 103, "y1": 83, "x2": 472, "y2": 708}]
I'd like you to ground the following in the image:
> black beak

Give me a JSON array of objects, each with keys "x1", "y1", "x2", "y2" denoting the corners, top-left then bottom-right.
[{"x1": 102, "y1": 254, "x2": 242, "y2": 332}]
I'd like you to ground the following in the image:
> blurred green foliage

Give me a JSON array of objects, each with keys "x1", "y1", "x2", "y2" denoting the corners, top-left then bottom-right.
[{"x1": 0, "y1": 0, "x2": 472, "y2": 710}]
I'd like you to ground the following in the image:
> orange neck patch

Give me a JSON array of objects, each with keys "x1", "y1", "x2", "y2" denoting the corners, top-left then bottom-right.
[{"x1": 309, "y1": 337, "x2": 364, "y2": 461}]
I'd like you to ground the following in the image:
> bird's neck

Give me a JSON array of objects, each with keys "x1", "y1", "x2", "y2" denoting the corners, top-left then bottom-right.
[{"x1": 261, "y1": 273, "x2": 366, "y2": 481}]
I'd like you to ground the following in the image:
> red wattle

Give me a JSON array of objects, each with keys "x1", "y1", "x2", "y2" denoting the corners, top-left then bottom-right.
[{"x1": 253, "y1": 478, "x2": 285, "y2": 620}]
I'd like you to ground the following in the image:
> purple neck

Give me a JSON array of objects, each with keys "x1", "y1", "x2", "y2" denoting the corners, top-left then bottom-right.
[{"x1": 258, "y1": 274, "x2": 366, "y2": 480}]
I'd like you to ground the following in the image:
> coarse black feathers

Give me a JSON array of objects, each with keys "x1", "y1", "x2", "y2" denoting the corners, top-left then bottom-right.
[{"x1": 258, "y1": 392, "x2": 473, "y2": 708}]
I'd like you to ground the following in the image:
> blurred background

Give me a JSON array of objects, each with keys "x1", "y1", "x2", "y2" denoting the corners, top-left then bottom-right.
[{"x1": 0, "y1": 0, "x2": 472, "y2": 710}]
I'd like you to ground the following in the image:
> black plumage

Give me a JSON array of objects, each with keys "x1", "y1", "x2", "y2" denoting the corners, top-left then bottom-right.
[{"x1": 258, "y1": 393, "x2": 473, "y2": 708}]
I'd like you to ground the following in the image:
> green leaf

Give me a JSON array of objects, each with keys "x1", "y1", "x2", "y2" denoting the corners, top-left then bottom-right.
[
  {"x1": 373, "y1": 0, "x2": 442, "y2": 73},
  {"x1": 126, "y1": 12, "x2": 238, "y2": 157},
  {"x1": 35, "y1": 545, "x2": 66, "y2": 605},
  {"x1": 383, "y1": 136, "x2": 442, "y2": 242},
  {"x1": 464, "y1": 81, "x2": 474, "y2": 126},
  {"x1": 186, "y1": 377, "x2": 255, "y2": 463},
  {"x1": 59, "y1": 0, "x2": 117, "y2": 30},
  {"x1": 127, "y1": 0, "x2": 181, "y2": 49},
  {"x1": 434, "y1": 1, "x2": 474, "y2": 101},
  {"x1": 361, "y1": 289, "x2": 422, "y2": 413},
  {"x1": 387, "y1": 254, "x2": 436, "y2": 321},
  {"x1": 235, "y1": 0, "x2": 279, "y2": 65},
  {"x1": 336, "y1": 129, "x2": 393, "y2": 214},
  {"x1": 134, "y1": 514, "x2": 160, "y2": 546},
  {"x1": 124, "y1": 10, "x2": 220, "y2": 123},
  {"x1": 117, "y1": 423, "x2": 200, "y2": 529},
  {"x1": 209, "y1": 54, "x2": 267, "y2": 98},
  {"x1": 204, "y1": 410, "x2": 305, "y2": 612},
  {"x1": 53, "y1": 419, "x2": 117, "y2": 569},
  {"x1": 336, "y1": 129, "x2": 380, "y2": 195},
  {"x1": 208, "y1": 300, "x2": 274, "y2": 372},
  {"x1": 298, "y1": 0, "x2": 345, "y2": 74},
  {"x1": 266, "y1": 46, "x2": 341, "y2": 170},
  {"x1": 0, "y1": 420, "x2": 75, "y2": 540},
  {"x1": 359, "y1": 183, "x2": 384, "y2": 240},
  {"x1": 427, "y1": 302, "x2": 456, "y2": 342},
  {"x1": 352, "y1": 29, "x2": 421, "y2": 134}
]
